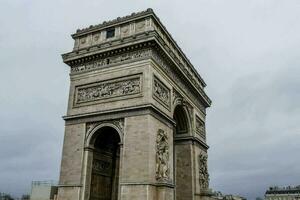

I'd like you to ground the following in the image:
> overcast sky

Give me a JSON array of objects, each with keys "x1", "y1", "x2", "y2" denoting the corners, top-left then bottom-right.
[{"x1": 0, "y1": 0, "x2": 299, "y2": 199}]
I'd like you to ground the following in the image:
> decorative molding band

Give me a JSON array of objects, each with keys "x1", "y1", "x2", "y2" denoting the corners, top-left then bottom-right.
[
  {"x1": 63, "y1": 104, "x2": 176, "y2": 127},
  {"x1": 63, "y1": 38, "x2": 210, "y2": 109},
  {"x1": 64, "y1": 33, "x2": 211, "y2": 107},
  {"x1": 120, "y1": 182, "x2": 174, "y2": 188},
  {"x1": 57, "y1": 184, "x2": 83, "y2": 187},
  {"x1": 196, "y1": 115, "x2": 206, "y2": 140},
  {"x1": 74, "y1": 74, "x2": 142, "y2": 106},
  {"x1": 153, "y1": 75, "x2": 171, "y2": 110},
  {"x1": 71, "y1": 49, "x2": 152, "y2": 74},
  {"x1": 151, "y1": 50, "x2": 206, "y2": 113},
  {"x1": 174, "y1": 135, "x2": 209, "y2": 150},
  {"x1": 63, "y1": 33, "x2": 156, "y2": 63},
  {"x1": 153, "y1": 36, "x2": 211, "y2": 107},
  {"x1": 152, "y1": 21, "x2": 207, "y2": 88}
]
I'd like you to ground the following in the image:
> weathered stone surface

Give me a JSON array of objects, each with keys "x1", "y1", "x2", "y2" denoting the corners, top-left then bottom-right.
[
  {"x1": 57, "y1": 8, "x2": 211, "y2": 200},
  {"x1": 59, "y1": 123, "x2": 85, "y2": 185}
]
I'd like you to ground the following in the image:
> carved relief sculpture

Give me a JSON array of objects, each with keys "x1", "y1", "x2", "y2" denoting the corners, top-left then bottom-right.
[
  {"x1": 199, "y1": 154, "x2": 209, "y2": 189},
  {"x1": 153, "y1": 76, "x2": 171, "y2": 109},
  {"x1": 75, "y1": 75, "x2": 141, "y2": 105},
  {"x1": 156, "y1": 129, "x2": 170, "y2": 181},
  {"x1": 172, "y1": 89, "x2": 183, "y2": 106},
  {"x1": 71, "y1": 49, "x2": 152, "y2": 73},
  {"x1": 136, "y1": 20, "x2": 146, "y2": 32}
]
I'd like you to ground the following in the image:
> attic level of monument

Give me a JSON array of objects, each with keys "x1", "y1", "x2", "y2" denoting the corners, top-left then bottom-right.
[
  {"x1": 62, "y1": 8, "x2": 211, "y2": 108},
  {"x1": 64, "y1": 8, "x2": 207, "y2": 88}
]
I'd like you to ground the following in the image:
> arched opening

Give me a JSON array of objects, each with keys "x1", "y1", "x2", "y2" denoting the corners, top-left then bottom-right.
[
  {"x1": 173, "y1": 105, "x2": 191, "y2": 200},
  {"x1": 90, "y1": 126, "x2": 120, "y2": 200},
  {"x1": 173, "y1": 106, "x2": 189, "y2": 135}
]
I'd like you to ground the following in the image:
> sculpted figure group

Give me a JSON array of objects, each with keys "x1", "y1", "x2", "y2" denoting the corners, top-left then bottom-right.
[
  {"x1": 199, "y1": 154, "x2": 209, "y2": 189},
  {"x1": 156, "y1": 129, "x2": 170, "y2": 181}
]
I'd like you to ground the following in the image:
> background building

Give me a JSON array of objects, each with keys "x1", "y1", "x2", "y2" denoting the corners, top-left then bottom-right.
[
  {"x1": 30, "y1": 181, "x2": 58, "y2": 200},
  {"x1": 212, "y1": 191, "x2": 246, "y2": 200},
  {"x1": 265, "y1": 186, "x2": 300, "y2": 200},
  {"x1": 0, "y1": 193, "x2": 14, "y2": 200}
]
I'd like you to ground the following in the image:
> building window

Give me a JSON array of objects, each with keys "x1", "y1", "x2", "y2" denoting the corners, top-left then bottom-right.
[{"x1": 106, "y1": 28, "x2": 115, "y2": 39}]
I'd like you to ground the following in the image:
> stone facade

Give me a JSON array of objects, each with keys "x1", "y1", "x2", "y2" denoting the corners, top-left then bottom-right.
[
  {"x1": 265, "y1": 186, "x2": 300, "y2": 200},
  {"x1": 57, "y1": 8, "x2": 211, "y2": 200}
]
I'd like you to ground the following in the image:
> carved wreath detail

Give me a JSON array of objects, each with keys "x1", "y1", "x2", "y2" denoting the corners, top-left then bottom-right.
[
  {"x1": 155, "y1": 129, "x2": 170, "y2": 181},
  {"x1": 199, "y1": 154, "x2": 209, "y2": 189}
]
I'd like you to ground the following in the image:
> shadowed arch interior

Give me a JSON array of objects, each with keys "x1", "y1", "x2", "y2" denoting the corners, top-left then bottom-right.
[
  {"x1": 93, "y1": 127, "x2": 121, "y2": 151},
  {"x1": 90, "y1": 126, "x2": 120, "y2": 200},
  {"x1": 173, "y1": 105, "x2": 189, "y2": 135}
]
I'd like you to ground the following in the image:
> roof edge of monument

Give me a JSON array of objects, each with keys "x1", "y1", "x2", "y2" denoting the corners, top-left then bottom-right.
[
  {"x1": 72, "y1": 8, "x2": 155, "y2": 37},
  {"x1": 71, "y1": 8, "x2": 207, "y2": 88}
]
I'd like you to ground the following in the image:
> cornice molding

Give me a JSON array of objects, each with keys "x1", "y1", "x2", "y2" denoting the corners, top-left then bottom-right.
[
  {"x1": 62, "y1": 38, "x2": 211, "y2": 107},
  {"x1": 120, "y1": 182, "x2": 175, "y2": 188},
  {"x1": 62, "y1": 10, "x2": 213, "y2": 106},
  {"x1": 152, "y1": 38, "x2": 212, "y2": 106},
  {"x1": 66, "y1": 8, "x2": 208, "y2": 88},
  {"x1": 62, "y1": 31, "x2": 157, "y2": 64},
  {"x1": 63, "y1": 104, "x2": 176, "y2": 127},
  {"x1": 174, "y1": 135, "x2": 209, "y2": 150}
]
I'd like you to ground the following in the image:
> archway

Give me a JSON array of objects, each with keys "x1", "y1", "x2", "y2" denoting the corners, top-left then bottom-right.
[
  {"x1": 173, "y1": 105, "x2": 189, "y2": 135},
  {"x1": 173, "y1": 105, "x2": 191, "y2": 200},
  {"x1": 89, "y1": 126, "x2": 121, "y2": 200}
]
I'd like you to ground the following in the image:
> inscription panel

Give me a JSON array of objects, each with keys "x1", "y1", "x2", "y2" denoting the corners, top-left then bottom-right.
[
  {"x1": 153, "y1": 75, "x2": 171, "y2": 110},
  {"x1": 74, "y1": 74, "x2": 142, "y2": 106}
]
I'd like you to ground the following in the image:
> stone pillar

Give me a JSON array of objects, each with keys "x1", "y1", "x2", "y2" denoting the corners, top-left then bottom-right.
[
  {"x1": 119, "y1": 115, "x2": 174, "y2": 200},
  {"x1": 174, "y1": 141, "x2": 194, "y2": 200},
  {"x1": 56, "y1": 123, "x2": 85, "y2": 200}
]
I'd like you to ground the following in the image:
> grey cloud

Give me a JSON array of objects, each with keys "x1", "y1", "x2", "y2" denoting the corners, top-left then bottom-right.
[
  {"x1": 208, "y1": 65, "x2": 300, "y2": 199},
  {"x1": 1, "y1": 0, "x2": 299, "y2": 199}
]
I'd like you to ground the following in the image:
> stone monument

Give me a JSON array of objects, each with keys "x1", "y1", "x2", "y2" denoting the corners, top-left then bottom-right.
[{"x1": 57, "y1": 8, "x2": 212, "y2": 200}]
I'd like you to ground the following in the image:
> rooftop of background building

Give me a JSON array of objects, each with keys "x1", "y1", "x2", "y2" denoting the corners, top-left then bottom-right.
[{"x1": 266, "y1": 185, "x2": 300, "y2": 195}]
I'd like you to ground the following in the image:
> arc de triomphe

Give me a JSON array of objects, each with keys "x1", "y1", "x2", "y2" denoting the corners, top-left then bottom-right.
[{"x1": 57, "y1": 8, "x2": 212, "y2": 200}]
